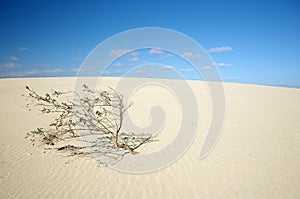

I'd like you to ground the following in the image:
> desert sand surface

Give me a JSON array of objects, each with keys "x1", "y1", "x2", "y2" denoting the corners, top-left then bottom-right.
[{"x1": 0, "y1": 77, "x2": 299, "y2": 199}]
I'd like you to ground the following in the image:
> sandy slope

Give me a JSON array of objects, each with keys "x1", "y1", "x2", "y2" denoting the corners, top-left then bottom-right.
[{"x1": 0, "y1": 77, "x2": 299, "y2": 199}]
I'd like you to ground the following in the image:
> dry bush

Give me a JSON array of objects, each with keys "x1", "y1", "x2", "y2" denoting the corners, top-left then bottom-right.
[{"x1": 24, "y1": 84, "x2": 154, "y2": 165}]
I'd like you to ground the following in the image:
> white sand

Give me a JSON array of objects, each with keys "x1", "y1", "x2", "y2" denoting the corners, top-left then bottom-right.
[{"x1": 0, "y1": 77, "x2": 299, "y2": 198}]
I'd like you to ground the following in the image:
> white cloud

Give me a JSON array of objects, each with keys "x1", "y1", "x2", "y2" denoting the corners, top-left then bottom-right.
[
  {"x1": 135, "y1": 69, "x2": 148, "y2": 75},
  {"x1": 0, "y1": 70, "x2": 39, "y2": 77},
  {"x1": 111, "y1": 62, "x2": 124, "y2": 67},
  {"x1": 77, "y1": 66, "x2": 98, "y2": 73},
  {"x1": 208, "y1": 46, "x2": 232, "y2": 53},
  {"x1": 182, "y1": 52, "x2": 194, "y2": 58},
  {"x1": 82, "y1": 61, "x2": 105, "y2": 67},
  {"x1": 149, "y1": 48, "x2": 164, "y2": 55},
  {"x1": 19, "y1": 47, "x2": 28, "y2": 51},
  {"x1": 202, "y1": 66, "x2": 213, "y2": 70},
  {"x1": 130, "y1": 51, "x2": 139, "y2": 57},
  {"x1": 0, "y1": 67, "x2": 80, "y2": 77},
  {"x1": 179, "y1": 68, "x2": 194, "y2": 72},
  {"x1": 126, "y1": 63, "x2": 140, "y2": 66},
  {"x1": 0, "y1": 62, "x2": 21, "y2": 69},
  {"x1": 8, "y1": 56, "x2": 19, "y2": 61},
  {"x1": 225, "y1": 76, "x2": 238, "y2": 81},
  {"x1": 108, "y1": 49, "x2": 130, "y2": 58},
  {"x1": 127, "y1": 57, "x2": 139, "y2": 62},
  {"x1": 103, "y1": 70, "x2": 124, "y2": 75},
  {"x1": 215, "y1": 62, "x2": 232, "y2": 67},
  {"x1": 160, "y1": 65, "x2": 173, "y2": 70},
  {"x1": 29, "y1": 63, "x2": 53, "y2": 67},
  {"x1": 44, "y1": 68, "x2": 77, "y2": 73},
  {"x1": 73, "y1": 57, "x2": 83, "y2": 61}
]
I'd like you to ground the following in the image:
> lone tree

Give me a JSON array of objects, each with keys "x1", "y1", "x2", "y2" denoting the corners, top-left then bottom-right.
[{"x1": 24, "y1": 84, "x2": 154, "y2": 165}]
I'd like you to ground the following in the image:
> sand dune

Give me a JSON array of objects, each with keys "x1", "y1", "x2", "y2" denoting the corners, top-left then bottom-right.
[{"x1": 0, "y1": 77, "x2": 299, "y2": 198}]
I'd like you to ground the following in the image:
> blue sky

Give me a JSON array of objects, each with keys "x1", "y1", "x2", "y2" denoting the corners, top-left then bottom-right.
[{"x1": 0, "y1": 0, "x2": 299, "y2": 87}]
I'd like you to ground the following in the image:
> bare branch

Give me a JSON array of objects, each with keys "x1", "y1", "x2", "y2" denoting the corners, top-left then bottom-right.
[{"x1": 24, "y1": 85, "x2": 155, "y2": 166}]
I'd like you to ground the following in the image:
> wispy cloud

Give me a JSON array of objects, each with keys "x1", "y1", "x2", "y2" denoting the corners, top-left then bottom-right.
[
  {"x1": 0, "y1": 62, "x2": 21, "y2": 69},
  {"x1": 111, "y1": 62, "x2": 124, "y2": 67},
  {"x1": 0, "y1": 70, "x2": 40, "y2": 77},
  {"x1": 224, "y1": 76, "x2": 238, "y2": 81},
  {"x1": 29, "y1": 63, "x2": 53, "y2": 67},
  {"x1": 182, "y1": 52, "x2": 194, "y2": 58},
  {"x1": 160, "y1": 65, "x2": 173, "y2": 70},
  {"x1": 215, "y1": 62, "x2": 232, "y2": 67},
  {"x1": 179, "y1": 68, "x2": 194, "y2": 72},
  {"x1": 0, "y1": 67, "x2": 79, "y2": 77},
  {"x1": 135, "y1": 69, "x2": 148, "y2": 75},
  {"x1": 73, "y1": 57, "x2": 83, "y2": 61},
  {"x1": 127, "y1": 57, "x2": 139, "y2": 62},
  {"x1": 44, "y1": 68, "x2": 79, "y2": 73},
  {"x1": 202, "y1": 66, "x2": 213, "y2": 70},
  {"x1": 19, "y1": 47, "x2": 28, "y2": 51},
  {"x1": 108, "y1": 49, "x2": 130, "y2": 58},
  {"x1": 130, "y1": 51, "x2": 139, "y2": 57},
  {"x1": 103, "y1": 70, "x2": 124, "y2": 75},
  {"x1": 8, "y1": 56, "x2": 19, "y2": 61},
  {"x1": 149, "y1": 48, "x2": 164, "y2": 55},
  {"x1": 208, "y1": 46, "x2": 232, "y2": 53}
]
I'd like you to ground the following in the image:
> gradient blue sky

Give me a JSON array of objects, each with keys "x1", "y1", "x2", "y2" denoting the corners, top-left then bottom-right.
[{"x1": 0, "y1": 0, "x2": 299, "y2": 87}]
